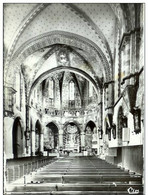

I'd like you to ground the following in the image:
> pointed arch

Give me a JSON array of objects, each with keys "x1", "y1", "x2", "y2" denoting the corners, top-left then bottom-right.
[{"x1": 12, "y1": 117, "x2": 24, "y2": 158}]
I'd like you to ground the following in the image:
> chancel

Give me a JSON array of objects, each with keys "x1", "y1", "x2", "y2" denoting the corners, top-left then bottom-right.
[{"x1": 3, "y1": 3, "x2": 144, "y2": 195}]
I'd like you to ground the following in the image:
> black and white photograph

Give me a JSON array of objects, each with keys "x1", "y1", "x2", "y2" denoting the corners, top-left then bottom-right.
[{"x1": 3, "y1": 2, "x2": 145, "y2": 195}]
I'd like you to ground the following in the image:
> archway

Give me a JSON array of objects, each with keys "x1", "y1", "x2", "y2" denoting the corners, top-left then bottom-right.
[
  {"x1": 85, "y1": 121, "x2": 97, "y2": 154},
  {"x1": 44, "y1": 122, "x2": 59, "y2": 153},
  {"x1": 63, "y1": 122, "x2": 81, "y2": 153},
  {"x1": 35, "y1": 120, "x2": 42, "y2": 155},
  {"x1": 12, "y1": 117, "x2": 24, "y2": 158},
  {"x1": 29, "y1": 66, "x2": 100, "y2": 101}
]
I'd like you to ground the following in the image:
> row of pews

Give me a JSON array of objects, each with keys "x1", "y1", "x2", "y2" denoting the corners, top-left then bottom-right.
[{"x1": 5, "y1": 156, "x2": 143, "y2": 195}]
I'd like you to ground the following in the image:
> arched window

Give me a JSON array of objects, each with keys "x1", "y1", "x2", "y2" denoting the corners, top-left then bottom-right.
[
  {"x1": 48, "y1": 79, "x2": 54, "y2": 99},
  {"x1": 48, "y1": 79, "x2": 54, "y2": 106},
  {"x1": 69, "y1": 81, "x2": 75, "y2": 100}
]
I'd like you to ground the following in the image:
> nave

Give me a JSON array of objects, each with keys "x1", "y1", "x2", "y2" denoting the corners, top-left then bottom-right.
[
  {"x1": 6, "y1": 156, "x2": 143, "y2": 195},
  {"x1": 4, "y1": 3, "x2": 144, "y2": 194}
]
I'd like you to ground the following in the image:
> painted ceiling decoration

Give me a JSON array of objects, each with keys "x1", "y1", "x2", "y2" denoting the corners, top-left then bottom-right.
[
  {"x1": 4, "y1": 4, "x2": 47, "y2": 65},
  {"x1": 5, "y1": 31, "x2": 112, "y2": 85},
  {"x1": 4, "y1": 3, "x2": 135, "y2": 102},
  {"x1": 64, "y1": 3, "x2": 113, "y2": 64},
  {"x1": 56, "y1": 46, "x2": 70, "y2": 67},
  {"x1": 4, "y1": 3, "x2": 123, "y2": 81}
]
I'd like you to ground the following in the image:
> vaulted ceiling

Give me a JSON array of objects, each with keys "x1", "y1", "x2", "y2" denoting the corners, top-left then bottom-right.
[{"x1": 4, "y1": 3, "x2": 135, "y2": 92}]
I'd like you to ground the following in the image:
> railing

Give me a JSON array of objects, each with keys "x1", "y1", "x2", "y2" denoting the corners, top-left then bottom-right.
[{"x1": 6, "y1": 157, "x2": 55, "y2": 184}]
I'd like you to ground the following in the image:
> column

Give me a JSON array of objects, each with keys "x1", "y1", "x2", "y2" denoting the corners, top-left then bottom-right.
[
  {"x1": 25, "y1": 104, "x2": 30, "y2": 154},
  {"x1": 130, "y1": 33, "x2": 136, "y2": 85},
  {"x1": 81, "y1": 131, "x2": 85, "y2": 148},
  {"x1": 40, "y1": 133, "x2": 44, "y2": 154},
  {"x1": 59, "y1": 129, "x2": 63, "y2": 149},
  {"x1": 95, "y1": 124, "x2": 100, "y2": 156},
  {"x1": 124, "y1": 41, "x2": 130, "y2": 85},
  {"x1": 31, "y1": 129, "x2": 35, "y2": 156}
]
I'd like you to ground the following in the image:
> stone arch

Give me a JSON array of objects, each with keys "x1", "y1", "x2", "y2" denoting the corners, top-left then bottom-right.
[
  {"x1": 13, "y1": 113, "x2": 25, "y2": 131},
  {"x1": 84, "y1": 120, "x2": 96, "y2": 132},
  {"x1": 12, "y1": 117, "x2": 24, "y2": 158},
  {"x1": 5, "y1": 3, "x2": 113, "y2": 70},
  {"x1": 44, "y1": 122, "x2": 59, "y2": 152},
  {"x1": 29, "y1": 66, "x2": 100, "y2": 105},
  {"x1": 63, "y1": 120, "x2": 81, "y2": 132},
  {"x1": 45, "y1": 120, "x2": 60, "y2": 132},
  {"x1": 85, "y1": 120, "x2": 97, "y2": 153},
  {"x1": 35, "y1": 119, "x2": 42, "y2": 133},
  {"x1": 63, "y1": 121, "x2": 81, "y2": 153},
  {"x1": 5, "y1": 31, "x2": 112, "y2": 85}
]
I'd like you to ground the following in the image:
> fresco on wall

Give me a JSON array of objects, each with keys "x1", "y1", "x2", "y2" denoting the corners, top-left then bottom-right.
[
  {"x1": 44, "y1": 127, "x2": 59, "y2": 151},
  {"x1": 85, "y1": 126, "x2": 93, "y2": 149},
  {"x1": 3, "y1": 3, "x2": 144, "y2": 194}
]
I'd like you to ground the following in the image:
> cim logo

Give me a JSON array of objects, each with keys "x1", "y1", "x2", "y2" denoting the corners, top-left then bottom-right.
[{"x1": 127, "y1": 187, "x2": 139, "y2": 194}]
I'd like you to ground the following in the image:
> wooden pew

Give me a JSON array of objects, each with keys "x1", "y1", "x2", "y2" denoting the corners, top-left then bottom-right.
[
  {"x1": 35, "y1": 172, "x2": 131, "y2": 176},
  {"x1": 27, "y1": 174, "x2": 142, "y2": 184},
  {"x1": 6, "y1": 183, "x2": 143, "y2": 192},
  {"x1": 5, "y1": 192, "x2": 144, "y2": 195},
  {"x1": 6, "y1": 156, "x2": 143, "y2": 195}
]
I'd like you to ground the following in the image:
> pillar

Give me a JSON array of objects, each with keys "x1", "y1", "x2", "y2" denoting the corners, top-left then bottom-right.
[
  {"x1": 81, "y1": 131, "x2": 85, "y2": 148},
  {"x1": 59, "y1": 129, "x2": 63, "y2": 148},
  {"x1": 124, "y1": 41, "x2": 130, "y2": 85},
  {"x1": 25, "y1": 103, "x2": 31, "y2": 154},
  {"x1": 130, "y1": 33, "x2": 136, "y2": 85},
  {"x1": 31, "y1": 130, "x2": 35, "y2": 156},
  {"x1": 40, "y1": 133, "x2": 44, "y2": 154},
  {"x1": 96, "y1": 126, "x2": 100, "y2": 155}
]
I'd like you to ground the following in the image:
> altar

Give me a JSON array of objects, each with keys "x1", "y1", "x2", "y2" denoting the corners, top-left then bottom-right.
[
  {"x1": 64, "y1": 143, "x2": 79, "y2": 152},
  {"x1": 63, "y1": 123, "x2": 80, "y2": 153}
]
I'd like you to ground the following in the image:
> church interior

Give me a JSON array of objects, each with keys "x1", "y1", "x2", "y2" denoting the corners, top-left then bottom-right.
[{"x1": 3, "y1": 3, "x2": 144, "y2": 194}]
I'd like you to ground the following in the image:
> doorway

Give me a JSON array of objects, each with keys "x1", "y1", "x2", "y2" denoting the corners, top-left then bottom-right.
[{"x1": 12, "y1": 117, "x2": 23, "y2": 158}]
